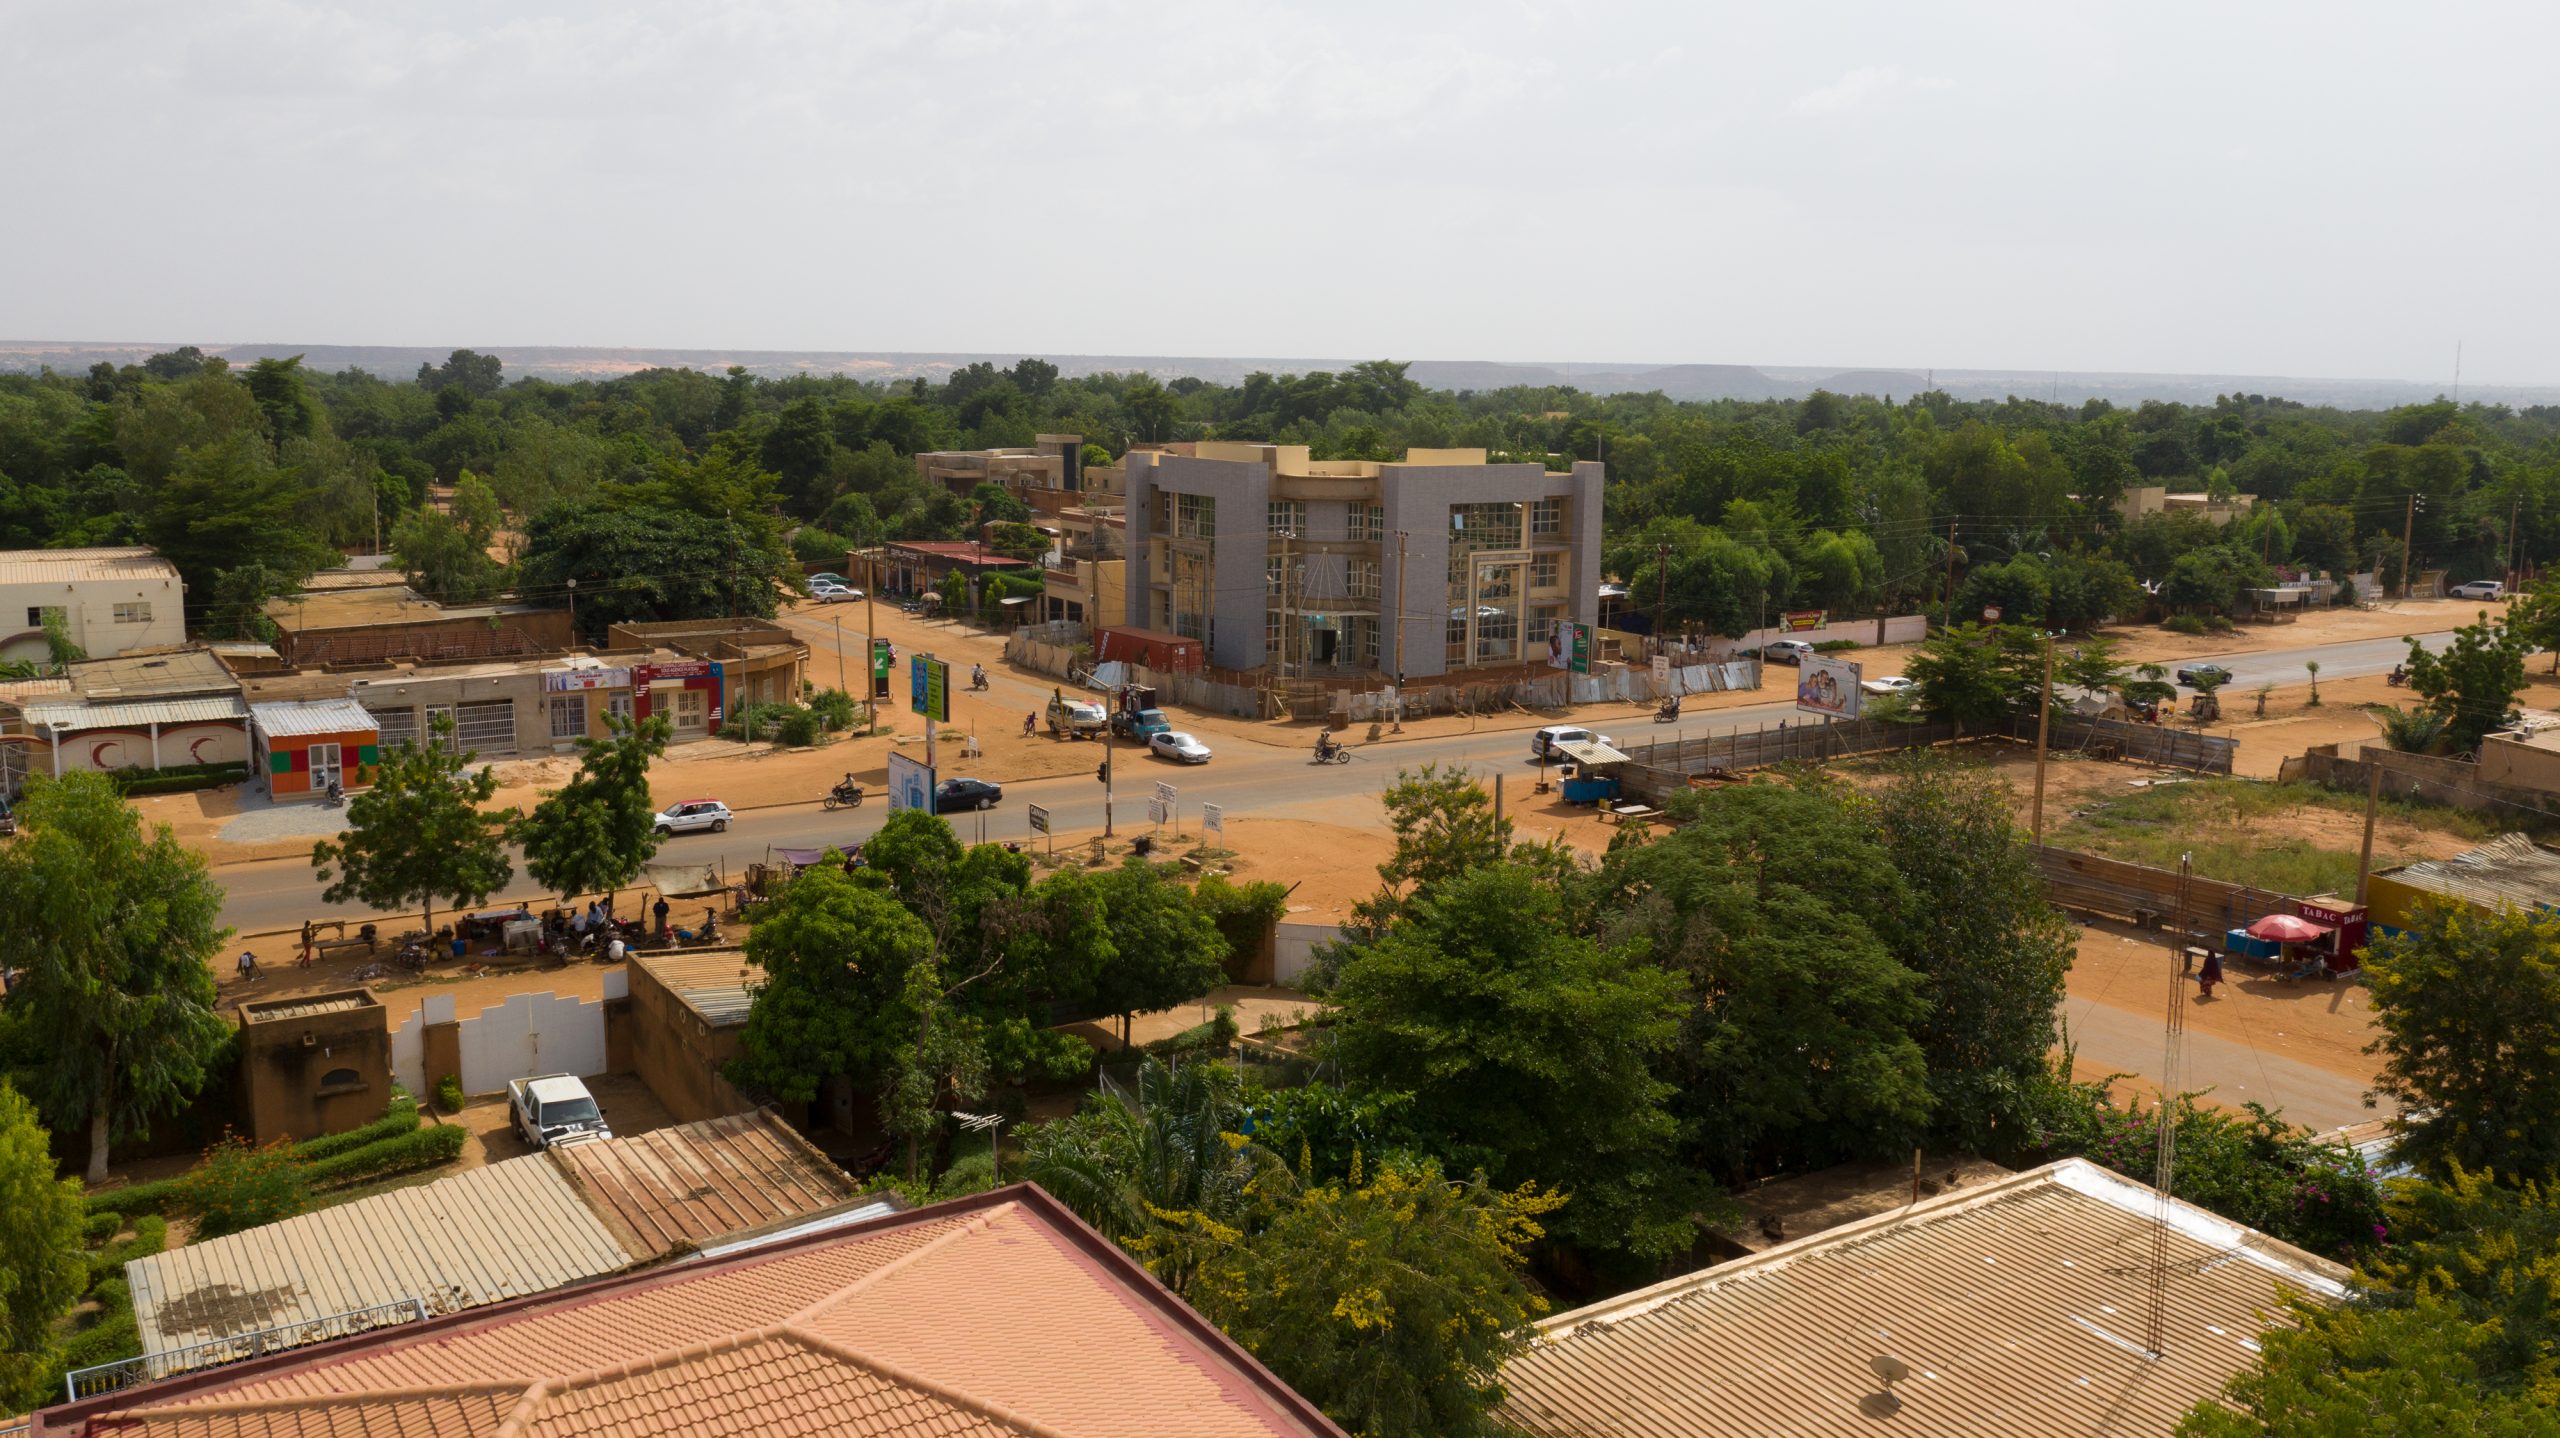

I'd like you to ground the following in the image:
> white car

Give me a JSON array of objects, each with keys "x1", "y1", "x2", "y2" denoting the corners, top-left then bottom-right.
[
  {"x1": 2450, "y1": 580, "x2": 2506, "y2": 600},
  {"x1": 653, "y1": 799, "x2": 733, "y2": 836},
  {"x1": 1531, "y1": 724, "x2": 1616, "y2": 760},
  {"x1": 1761, "y1": 639, "x2": 1817, "y2": 665},
  {"x1": 1149, "y1": 731, "x2": 1213, "y2": 764},
  {"x1": 1861, "y1": 675, "x2": 1918, "y2": 696}
]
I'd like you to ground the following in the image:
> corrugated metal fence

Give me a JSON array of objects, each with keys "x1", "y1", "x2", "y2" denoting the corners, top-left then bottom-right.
[{"x1": 2032, "y1": 846, "x2": 2312, "y2": 934}]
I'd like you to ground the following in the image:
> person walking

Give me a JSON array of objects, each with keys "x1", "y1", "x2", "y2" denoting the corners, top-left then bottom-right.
[
  {"x1": 2196, "y1": 950, "x2": 2225, "y2": 1002},
  {"x1": 653, "y1": 895, "x2": 671, "y2": 938},
  {"x1": 299, "y1": 920, "x2": 317, "y2": 969}
]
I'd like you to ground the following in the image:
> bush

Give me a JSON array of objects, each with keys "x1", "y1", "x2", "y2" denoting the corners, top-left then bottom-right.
[
  {"x1": 807, "y1": 687, "x2": 859, "y2": 731},
  {"x1": 2206, "y1": 615, "x2": 2236, "y2": 633},
  {"x1": 1813, "y1": 639, "x2": 1863, "y2": 652},
  {"x1": 182, "y1": 1132, "x2": 313, "y2": 1239},
  {"x1": 108, "y1": 761, "x2": 251, "y2": 797},
  {"x1": 792, "y1": 526, "x2": 852, "y2": 566},
  {"x1": 86, "y1": 1216, "x2": 166, "y2": 1285},
  {"x1": 434, "y1": 1074, "x2": 464, "y2": 1113},
  {"x1": 291, "y1": 1093, "x2": 420, "y2": 1161},
  {"x1": 84, "y1": 1210, "x2": 124, "y2": 1241},
  {"x1": 2163, "y1": 614, "x2": 2208, "y2": 635},
  {"x1": 775, "y1": 707, "x2": 821, "y2": 746},
  {"x1": 720, "y1": 700, "x2": 817, "y2": 745},
  {"x1": 83, "y1": 1176, "x2": 183, "y2": 1220},
  {"x1": 301, "y1": 1121, "x2": 467, "y2": 1189}
]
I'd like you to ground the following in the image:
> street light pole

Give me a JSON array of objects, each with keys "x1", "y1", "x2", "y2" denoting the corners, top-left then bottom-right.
[{"x1": 565, "y1": 578, "x2": 577, "y2": 645}]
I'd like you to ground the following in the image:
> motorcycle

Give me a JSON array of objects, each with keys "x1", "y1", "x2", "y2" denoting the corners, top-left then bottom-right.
[
  {"x1": 1652, "y1": 699, "x2": 1682, "y2": 723},
  {"x1": 968, "y1": 669, "x2": 991, "y2": 691},
  {"x1": 2386, "y1": 667, "x2": 2409, "y2": 688},
  {"x1": 822, "y1": 783, "x2": 865, "y2": 811},
  {"x1": 1310, "y1": 742, "x2": 1352, "y2": 765},
  {"x1": 324, "y1": 777, "x2": 345, "y2": 807},
  {"x1": 672, "y1": 908, "x2": 723, "y2": 947}
]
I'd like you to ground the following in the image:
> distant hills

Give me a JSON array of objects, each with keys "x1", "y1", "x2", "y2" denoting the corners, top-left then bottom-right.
[{"x1": 2, "y1": 340, "x2": 2547, "y2": 410}]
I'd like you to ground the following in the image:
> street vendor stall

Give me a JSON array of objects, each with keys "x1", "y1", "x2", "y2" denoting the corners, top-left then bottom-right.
[
  {"x1": 1552, "y1": 737, "x2": 1632, "y2": 805},
  {"x1": 2234, "y1": 911, "x2": 2338, "y2": 980}
]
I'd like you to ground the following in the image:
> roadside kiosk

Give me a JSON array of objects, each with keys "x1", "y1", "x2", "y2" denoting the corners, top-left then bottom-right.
[{"x1": 1553, "y1": 737, "x2": 1632, "y2": 806}]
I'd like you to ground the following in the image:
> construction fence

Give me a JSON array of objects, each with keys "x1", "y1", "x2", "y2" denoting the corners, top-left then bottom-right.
[{"x1": 2033, "y1": 846, "x2": 2317, "y2": 934}]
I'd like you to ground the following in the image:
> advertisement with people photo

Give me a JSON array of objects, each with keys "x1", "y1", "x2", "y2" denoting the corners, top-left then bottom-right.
[{"x1": 1794, "y1": 653, "x2": 1862, "y2": 720}]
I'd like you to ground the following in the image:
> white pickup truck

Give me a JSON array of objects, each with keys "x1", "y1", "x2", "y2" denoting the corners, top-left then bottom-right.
[{"x1": 508, "y1": 1074, "x2": 612, "y2": 1150}]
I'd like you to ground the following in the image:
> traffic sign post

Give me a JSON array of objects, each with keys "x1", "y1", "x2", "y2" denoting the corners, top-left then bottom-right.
[
  {"x1": 1027, "y1": 802, "x2": 1051, "y2": 855},
  {"x1": 1200, "y1": 802, "x2": 1223, "y2": 844},
  {"x1": 1154, "y1": 781, "x2": 1178, "y2": 839}
]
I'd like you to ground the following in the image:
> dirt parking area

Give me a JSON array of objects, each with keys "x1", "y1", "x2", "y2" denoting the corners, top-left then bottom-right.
[{"x1": 2067, "y1": 918, "x2": 2382, "y2": 1085}]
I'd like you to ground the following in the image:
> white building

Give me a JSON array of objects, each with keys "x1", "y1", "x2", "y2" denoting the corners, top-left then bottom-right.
[{"x1": 0, "y1": 547, "x2": 188, "y2": 662}]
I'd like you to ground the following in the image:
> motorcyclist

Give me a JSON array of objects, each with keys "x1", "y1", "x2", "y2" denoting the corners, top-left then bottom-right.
[
  {"x1": 971, "y1": 663, "x2": 988, "y2": 689},
  {"x1": 2388, "y1": 663, "x2": 2408, "y2": 687},
  {"x1": 832, "y1": 772, "x2": 859, "y2": 801},
  {"x1": 1658, "y1": 693, "x2": 1681, "y2": 719},
  {"x1": 1314, "y1": 733, "x2": 1338, "y2": 761}
]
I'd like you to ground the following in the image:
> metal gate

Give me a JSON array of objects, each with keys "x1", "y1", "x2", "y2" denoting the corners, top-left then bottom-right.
[
  {"x1": 454, "y1": 700, "x2": 516, "y2": 754},
  {"x1": 368, "y1": 706, "x2": 419, "y2": 752}
]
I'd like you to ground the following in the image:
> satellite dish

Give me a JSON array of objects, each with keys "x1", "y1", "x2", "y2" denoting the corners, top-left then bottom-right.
[{"x1": 1870, "y1": 1354, "x2": 1912, "y2": 1410}]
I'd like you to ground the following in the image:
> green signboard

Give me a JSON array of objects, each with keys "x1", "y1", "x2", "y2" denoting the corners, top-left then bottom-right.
[
  {"x1": 910, "y1": 654, "x2": 950, "y2": 723},
  {"x1": 872, "y1": 639, "x2": 894, "y2": 678}
]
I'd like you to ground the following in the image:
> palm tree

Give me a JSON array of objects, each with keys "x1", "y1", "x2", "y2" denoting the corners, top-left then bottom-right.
[{"x1": 2305, "y1": 659, "x2": 2322, "y2": 707}]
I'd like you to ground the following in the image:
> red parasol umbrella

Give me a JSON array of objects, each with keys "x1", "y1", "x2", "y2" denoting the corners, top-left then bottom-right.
[{"x1": 2247, "y1": 913, "x2": 2334, "y2": 943}]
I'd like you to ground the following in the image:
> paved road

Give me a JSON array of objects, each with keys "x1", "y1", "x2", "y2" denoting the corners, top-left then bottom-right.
[
  {"x1": 2063, "y1": 993, "x2": 2379, "y2": 1132},
  {"x1": 208, "y1": 625, "x2": 2461, "y2": 936}
]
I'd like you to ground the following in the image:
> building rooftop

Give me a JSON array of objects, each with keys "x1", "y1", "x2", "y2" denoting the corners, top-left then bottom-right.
[
  {"x1": 1495, "y1": 1158, "x2": 2347, "y2": 1438},
  {"x1": 2374, "y1": 832, "x2": 2560, "y2": 912},
  {"x1": 51, "y1": 648, "x2": 238, "y2": 701},
  {"x1": 263, "y1": 585, "x2": 557, "y2": 632},
  {"x1": 880, "y1": 539, "x2": 1020, "y2": 565},
  {"x1": 634, "y1": 949, "x2": 762, "y2": 1028},
  {"x1": 120, "y1": 1112, "x2": 862, "y2": 1377},
  {"x1": 1718, "y1": 1154, "x2": 2013, "y2": 1254},
  {"x1": 247, "y1": 698, "x2": 380, "y2": 738},
  {"x1": 296, "y1": 567, "x2": 412, "y2": 593},
  {"x1": 0, "y1": 546, "x2": 181, "y2": 586},
  {"x1": 65, "y1": 1185, "x2": 1340, "y2": 1438},
  {"x1": 239, "y1": 991, "x2": 378, "y2": 1024}
]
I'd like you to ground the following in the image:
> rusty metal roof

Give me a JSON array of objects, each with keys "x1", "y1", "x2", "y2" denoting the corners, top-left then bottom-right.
[
  {"x1": 1496, "y1": 1159, "x2": 2349, "y2": 1438},
  {"x1": 549, "y1": 1111, "x2": 856, "y2": 1261},
  {"x1": 239, "y1": 993, "x2": 376, "y2": 1023}
]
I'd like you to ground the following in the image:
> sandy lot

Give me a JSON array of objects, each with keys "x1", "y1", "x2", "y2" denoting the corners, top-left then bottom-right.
[{"x1": 2066, "y1": 918, "x2": 2381, "y2": 1085}]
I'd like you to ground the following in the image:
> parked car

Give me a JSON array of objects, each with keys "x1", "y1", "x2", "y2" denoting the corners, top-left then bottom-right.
[
  {"x1": 2174, "y1": 663, "x2": 2233, "y2": 688},
  {"x1": 1149, "y1": 731, "x2": 1212, "y2": 764},
  {"x1": 1530, "y1": 724, "x2": 1616, "y2": 760},
  {"x1": 653, "y1": 798, "x2": 733, "y2": 836},
  {"x1": 509, "y1": 1073, "x2": 611, "y2": 1150},
  {"x1": 1861, "y1": 674, "x2": 1919, "y2": 696},
  {"x1": 808, "y1": 572, "x2": 851, "y2": 588},
  {"x1": 934, "y1": 777, "x2": 1003, "y2": 812},
  {"x1": 814, "y1": 584, "x2": 862, "y2": 603},
  {"x1": 1047, "y1": 696, "x2": 1110, "y2": 736},
  {"x1": 2450, "y1": 579, "x2": 2507, "y2": 600},
  {"x1": 1761, "y1": 639, "x2": 1817, "y2": 665}
]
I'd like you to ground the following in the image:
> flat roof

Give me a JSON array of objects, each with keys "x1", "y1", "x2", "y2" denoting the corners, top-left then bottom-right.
[
  {"x1": 882, "y1": 539, "x2": 1018, "y2": 564},
  {"x1": 263, "y1": 586, "x2": 556, "y2": 631},
  {"x1": 549, "y1": 1110, "x2": 858, "y2": 1261},
  {"x1": 633, "y1": 949, "x2": 761, "y2": 1027},
  {"x1": 73, "y1": 1185, "x2": 1340, "y2": 1438},
  {"x1": 54, "y1": 648, "x2": 239, "y2": 700},
  {"x1": 2374, "y1": 833, "x2": 2560, "y2": 911},
  {"x1": 1496, "y1": 1158, "x2": 2347, "y2": 1438},
  {"x1": 0, "y1": 546, "x2": 181, "y2": 585},
  {"x1": 239, "y1": 992, "x2": 377, "y2": 1023}
]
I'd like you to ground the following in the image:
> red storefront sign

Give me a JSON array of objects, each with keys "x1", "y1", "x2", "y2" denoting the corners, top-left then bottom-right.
[{"x1": 2296, "y1": 899, "x2": 2368, "y2": 971}]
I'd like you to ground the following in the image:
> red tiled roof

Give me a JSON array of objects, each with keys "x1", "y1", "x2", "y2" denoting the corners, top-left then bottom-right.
[{"x1": 44, "y1": 1188, "x2": 1340, "y2": 1438}]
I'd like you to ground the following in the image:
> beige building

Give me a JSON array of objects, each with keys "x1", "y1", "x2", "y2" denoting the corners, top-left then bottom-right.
[
  {"x1": 2116, "y1": 486, "x2": 2257, "y2": 525},
  {"x1": 1124, "y1": 443, "x2": 1603, "y2": 682},
  {"x1": 915, "y1": 433, "x2": 1089, "y2": 515},
  {"x1": 264, "y1": 583, "x2": 573, "y2": 666},
  {"x1": 0, "y1": 546, "x2": 187, "y2": 662},
  {"x1": 1042, "y1": 505, "x2": 1127, "y2": 626}
]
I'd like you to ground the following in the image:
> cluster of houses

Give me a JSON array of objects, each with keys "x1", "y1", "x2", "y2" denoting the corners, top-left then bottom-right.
[{"x1": 0, "y1": 549, "x2": 808, "y2": 799}]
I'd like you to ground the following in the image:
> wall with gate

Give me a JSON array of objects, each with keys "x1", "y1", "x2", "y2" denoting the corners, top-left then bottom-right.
[
  {"x1": 390, "y1": 972, "x2": 624, "y2": 1096},
  {"x1": 1273, "y1": 922, "x2": 1344, "y2": 988}
]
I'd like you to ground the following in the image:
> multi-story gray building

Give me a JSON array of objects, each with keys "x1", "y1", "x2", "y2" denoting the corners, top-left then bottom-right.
[{"x1": 1123, "y1": 443, "x2": 1603, "y2": 683}]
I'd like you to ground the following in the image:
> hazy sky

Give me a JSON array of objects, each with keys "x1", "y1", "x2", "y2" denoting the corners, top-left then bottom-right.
[{"x1": 4, "y1": 1, "x2": 2555, "y2": 383}]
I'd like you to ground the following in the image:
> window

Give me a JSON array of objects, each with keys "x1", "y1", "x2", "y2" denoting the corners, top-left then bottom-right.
[
  {"x1": 1347, "y1": 559, "x2": 1380, "y2": 600},
  {"x1": 549, "y1": 694, "x2": 587, "y2": 739},
  {"x1": 318, "y1": 1067, "x2": 364, "y2": 1092},
  {"x1": 25, "y1": 605, "x2": 63, "y2": 630},
  {"x1": 672, "y1": 689, "x2": 708, "y2": 731},
  {"x1": 1530, "y1": 605, "x2": 1563, "y2": 643},
  {"x1": 1361, "y1": 617, "x2": 1380, "y2": 663},
  {"x1": 1349, "y1": 503, "x2": 1384, "y2": 543},
  {"x1": 1531, "y1": 497, "x2": 1563, "y2": 536},
  {"x1": 369, "y1": 706, "x2": 419, "y2": 751},
  {"x1": 1267, "y1": 500, "x2": 1304, "y2": 537},
  {"x1": 112, "y1": 601, "x2": 152, "y2": 624},
  {"x1": 1532, "y1": 554, "x2": 1560, "y2": 590},
  {"x1": 1267, "y1": 555, "x2": 1288, "y2": 594},
  {"x1": 1266, "y1": 606, "x2": 1284, "y2": 660},
  {"x1": 607, "y1": 692, "x2": 634, "y2": 724},
  {"x1": 1174, "y1": 493, "x2": 1217, "y2": 540},
  {"x1": 456, "y1": 699, "x2": 516, "y2": 752}
]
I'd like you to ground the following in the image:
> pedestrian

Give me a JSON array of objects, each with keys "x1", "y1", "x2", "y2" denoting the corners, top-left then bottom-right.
[
  {"x1": 606, "y1": 935, "x2": 627, "y2": 965},
  {"x1": 1023, "y1": 711, "x2": 1036, "y2": 738},
  {"x1": 236, "y1": 950, "x2": 259, "y2": 983},
  {"x1": 654, "y1": 895, "x2": 671, "y2": 938},
  {"x1": 299, "y1": 920, "x2": 317, "y2": 969},
  {"x1": 2196, "y1": 950, "x2": 2224, "y2": 1001}
]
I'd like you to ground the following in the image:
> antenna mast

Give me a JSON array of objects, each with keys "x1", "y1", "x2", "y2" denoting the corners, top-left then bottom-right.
[{"x1": 2145, "y1": 852, "x2": 2194, "y2": 1359}]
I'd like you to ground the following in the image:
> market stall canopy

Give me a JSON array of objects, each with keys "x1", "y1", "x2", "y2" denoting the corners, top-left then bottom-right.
[
  {"x1": 2246, "y1": 912, "x2": 2334, "y2": 943},
  {"x1": 1552, "y1": 738, "x2": 1630, "y2": 766}
]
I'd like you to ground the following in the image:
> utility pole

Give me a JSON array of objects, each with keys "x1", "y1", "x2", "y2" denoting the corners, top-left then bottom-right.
[
  {"x1": 2509, "y1": 495, "x2": 2523, "y2": 592},
  {"x1": 566, "y1": 578, "x2": 577, "y2": 643},
  {"x1": 832, "y1": 611, "x2": 846, "y2": 695},
  {"x1": 1102, "y1": 722, "x2": 1115, "y2": 837},
  {"x1": 2031, "y1": 634, "x2": 2055, "y2": 845},
  {"x1": 2400, "y1": 494, "x2": 2419, "y2": 600},
  {"x1": 1653, "y1": 541, "x2": 1670, "y2": 661},
  {"x1": 863, "y1": 552, "x2": 879, "y2": 716},
  {"x1": 1942, "y1": 521, "x2": 1960, "y2": 620},
  {"x1": 2355, "y1": 760, "x2": 2382, "y2": 904}
]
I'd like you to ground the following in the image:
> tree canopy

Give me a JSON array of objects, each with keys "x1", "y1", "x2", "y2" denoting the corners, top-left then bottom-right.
[{"x1": 310, "y1": 716, "x2": 511, "y2": 935}]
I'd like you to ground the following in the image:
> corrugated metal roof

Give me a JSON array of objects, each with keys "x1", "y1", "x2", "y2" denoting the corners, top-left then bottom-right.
[
  {"x1": 634, "y1": 950, "x2": 761, "y2": 1027},
  {"x1": 126, "y1": 1150, "x2": 629, "y2": 1363},
  {"x1": 1496, "y1": 1159, "x2": 2349, "y2": 1438},
  {"x1": 2376, "y1": 833, "x2": 2560, "y2": 912},
  {"x1": 551, "y1": 1111, "x2": 857, "y2": 1260},
  {"x1": 0, "y1": 546, "x2": 180, "y2": 584},
  {"x1": 18, "y1": 696, "x2": 248, "y2": 730},
  {"x1": 249, "y1": 698, "x2": 379, "y2": 738},
  {"x1": 240, "y1": 993, "x2": 375, "y2": 1023}
]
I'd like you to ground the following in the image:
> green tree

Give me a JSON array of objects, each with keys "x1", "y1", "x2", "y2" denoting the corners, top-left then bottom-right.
[
  {"x1": 0, "y1": 1080, "x2": 84, "y2": 1402},
  {"x1": 0, "y1": 775, "x2": 231, "y2": 1182},
  {"x1": 242, "y1": 355, "x2": 324, "y2": 454},
  {"x1": 1090, "y1": 858, "x2": 1230, "y2": 1048},
  {"x1": 2179, "y1": 1169, "x2": 2560, "y2": 1435},
  {"x1": 1868, "y1": 759, "x2": 2074, "y2": 1147},
  {"x1": 2058, "y1": 635, "x2": 2129, "y2": 697},
  {"x1": 514, "y1": 501, "x2": 796, "y2": 643},
  {"x1": 877, "y1": 957, "x2": 990, "y2": 1181},
  {"x1": 1905, "y1": 621, "x2": 2045, "y2": 731},
  {"x1": 2363, "y1": 901, "x2": 2560, "y2": 1183},
  {"x1": 1329, "y1": 863, "x2": 1702, "y2": 1260},
  {"x1": 2402, "y1": 613, "x2": 2529, "y2": 753},
  {"x1": 1341, "y1": 763, "x2": 1521, "y2": 942},
  {"x1": 730, "y1": 865, "x2": 937, "y2": 1104},
  {"x1": 507, "y1": 715, "x2": 670, "y2": 908},
  {"x1": 2507, "y1": 571, "x2": 2560, "y2": 675},
  {"x1": 310, "y1": 715, "x2": 511, "y2": 936},
  {"x1": 144, "y1": 431, "x2": 335, "y2": 599},
  {"x1": 389, "y1": 471, "x2": 505, "y2": 603},
  {"x1": 1193, "y1": 1160, "x2": 1566, "y2": 1438},
  {"x1": 180, "y1": 1131, "x2": 312, "y2": 1239}
]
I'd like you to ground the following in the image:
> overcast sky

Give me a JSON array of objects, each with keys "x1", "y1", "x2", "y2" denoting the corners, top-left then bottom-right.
[{"x1": 3, "y1": 1, "x2": 2554, "y2": 383}]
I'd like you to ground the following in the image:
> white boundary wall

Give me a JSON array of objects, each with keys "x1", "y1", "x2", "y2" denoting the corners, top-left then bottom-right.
[{"x1": 388, "y1": 970, "x2": 626, "y2": 1096}]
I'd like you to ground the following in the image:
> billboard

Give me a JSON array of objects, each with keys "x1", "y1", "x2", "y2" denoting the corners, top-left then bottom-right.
[
  {"x1": 1546, "y1": 621, "x2": 1592, "y2": 673},
  {"x1": 1795, "y1": 654, "x2": 1862, "y2": 719},
  {"x1": 885, "y1": 751, "x2": 936, "y2": 813},
  {"x1": 1780, "y1": 610, "x2": 1828, "y2": 632},
  {"x1": 909, "y1": 654, "x2": 950, "y2": 722}
]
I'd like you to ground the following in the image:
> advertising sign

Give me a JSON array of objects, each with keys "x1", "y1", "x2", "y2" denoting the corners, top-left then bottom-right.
[
  {"x1": 885, "y1": 751, "x2": 936, "y2": 813},
  {"x1": 1154, "y1": 780, "x2": 1178, "y2": 804},
  {"x1": 1200, "y1": 802, "x2": 1223, "y2": 839},
  {"x1": 641, "y1": 659, "x2": 711, "y2": 681},
  {"x1": 872, "y1": 640, "x2": 894, "y2": 678},
  {"x1": 1027, "y1": 803, "x2": 1050, "y2": 835},
  {"x1": 1651, "y1": 655, "x2": 1670, "y2": 688},
  {"x1": 543, "y1": 667, "x2": 630, "y2": 692},
  {"x1": 1546, "y1": 621, "x2": 1592, "y2": 673},
  {"x1": 1780, "y1": 610, "x2": 1827, "y2": 633},
  {"x1": 909, "y1": 654, "x2": 950, "y2": 723},
  {"x1": 1146, "y1": 797, "x2": 1168, "y2": 825},
  {"x1": 1794, "y1": 654, "x2": 1863, "y2": 720}
]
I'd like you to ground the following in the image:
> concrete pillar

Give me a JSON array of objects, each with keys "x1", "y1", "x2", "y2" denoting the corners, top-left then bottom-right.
[{"x1": 150, "y1": 721, "x2": 162, "y2": 771}]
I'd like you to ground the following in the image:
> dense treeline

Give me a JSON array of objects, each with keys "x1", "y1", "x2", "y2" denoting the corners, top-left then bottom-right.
[{"x1": 5, "y1": 347, "x2": 2555, "y2": 643}]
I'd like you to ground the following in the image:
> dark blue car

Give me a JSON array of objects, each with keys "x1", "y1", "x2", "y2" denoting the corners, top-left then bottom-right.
[{"x1": 934, "y1": 778, "x2": 1003, "y2": 813}]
